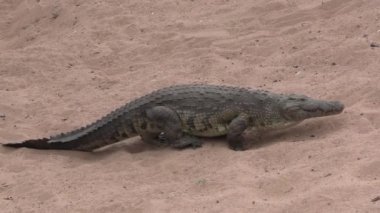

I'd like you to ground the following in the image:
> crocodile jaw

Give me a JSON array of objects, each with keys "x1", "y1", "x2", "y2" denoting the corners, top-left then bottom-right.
[{"x1": 281, "y1": 96, "x2": 344, "y2": 121}]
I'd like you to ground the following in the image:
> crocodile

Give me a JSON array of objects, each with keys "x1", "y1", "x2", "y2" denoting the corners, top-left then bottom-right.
[{"x1": 3, "y1": 84, "x2": 344, "y2": 151}]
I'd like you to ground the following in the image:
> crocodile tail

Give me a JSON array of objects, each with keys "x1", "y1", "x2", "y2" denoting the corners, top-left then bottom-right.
[
  {"x1": 3, "y1": 138, "x2": 83, "y2": 151},
  {"x1": 3, "y1": 112, "x2": 139, "y2": 152}
]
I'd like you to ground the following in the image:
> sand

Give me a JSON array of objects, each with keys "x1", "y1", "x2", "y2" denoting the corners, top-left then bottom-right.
[{"x1": 0, "y1": 0, "x2": 379, "y2": 212}]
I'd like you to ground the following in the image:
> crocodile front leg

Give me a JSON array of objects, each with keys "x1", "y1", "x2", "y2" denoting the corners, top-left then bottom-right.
[{"x1": 227, "y1": 114, "x2": 251, "y2": 151}]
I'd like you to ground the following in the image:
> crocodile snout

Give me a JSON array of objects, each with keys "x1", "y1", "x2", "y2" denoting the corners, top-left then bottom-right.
[
  {"x1": 320, "y1": 101, "x2": 344, "y2": 116},
  {"x1": 330, "y1": 101, "x2": 344, "y2": 114}
]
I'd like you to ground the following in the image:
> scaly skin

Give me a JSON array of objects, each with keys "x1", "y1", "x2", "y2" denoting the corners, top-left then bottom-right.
[{"x1": 3, "y1": 84, "x2": 344, "y2": 151}]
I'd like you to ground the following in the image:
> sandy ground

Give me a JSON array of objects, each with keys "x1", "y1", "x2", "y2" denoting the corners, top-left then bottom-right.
[{"x1": 0, "y1": 0, "x2": 379, "y2": 212}]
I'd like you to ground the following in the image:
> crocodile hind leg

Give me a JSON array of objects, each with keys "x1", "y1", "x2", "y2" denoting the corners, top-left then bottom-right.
[
  {"x1": 145, "y1": 106, "x2": 202, "y2": 149},
  {"x1": 173, "y1": 135, "x2": 202, "y2": 149},
  {"x1": 227, "y1": 114, "x2": 251, "y2": 151},
  {"x1": 159, "y1": 133, "x2": 202, "y2": 149},
  {"x1": 140, "y1": 131, "x2": 169, "y2": 147}
]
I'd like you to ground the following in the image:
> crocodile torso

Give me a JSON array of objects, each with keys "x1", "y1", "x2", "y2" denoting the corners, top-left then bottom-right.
[{"x1": 3, "y1": 84, "x2": 344, "y2": 151}]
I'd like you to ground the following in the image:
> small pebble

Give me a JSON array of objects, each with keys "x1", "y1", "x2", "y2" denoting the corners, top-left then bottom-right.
[
  {"x1": 371, "y1": 196, "x2": 380, "y2": 203},
  {"x1": 370, "y1": 42, "x2": 380, "y2": 48}
]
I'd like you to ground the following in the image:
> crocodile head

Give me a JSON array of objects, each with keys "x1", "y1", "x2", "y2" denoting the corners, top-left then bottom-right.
[{"x1": 279, "y1": 94, "x2": 344, "y2": 122}]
